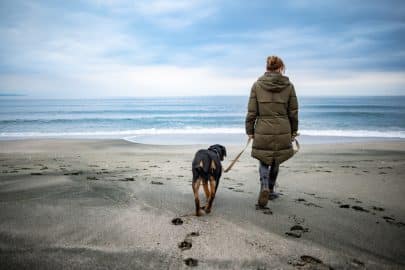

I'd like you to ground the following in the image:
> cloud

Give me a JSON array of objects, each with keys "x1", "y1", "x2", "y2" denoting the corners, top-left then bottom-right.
[
  {"x1": 294, "y1": 71, "x2": 405, "y2": 96},
  {"x1": 0, "y1": 64, "x2": 253, "y2": 97},
  {"x1": 86, "y1": 0, "x2": 217, "y2": 29},
  {"x1": 0, "y1": 0, "x2": 404, "y2": 97}
]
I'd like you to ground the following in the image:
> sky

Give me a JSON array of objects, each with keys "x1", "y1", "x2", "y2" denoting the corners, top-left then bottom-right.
[{"x1": 0, "y1": 0, "x2": 405, "y2": 97}]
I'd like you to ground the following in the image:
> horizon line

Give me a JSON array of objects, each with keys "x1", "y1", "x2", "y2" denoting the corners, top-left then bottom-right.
[{"x1": 1, "y1": 94, "x2": 405, "y2": 99}]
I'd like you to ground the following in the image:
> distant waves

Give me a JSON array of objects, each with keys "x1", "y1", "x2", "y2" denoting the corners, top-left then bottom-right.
[{"x1": 1, "y1": 96, "x2": 405, "y2": 140}]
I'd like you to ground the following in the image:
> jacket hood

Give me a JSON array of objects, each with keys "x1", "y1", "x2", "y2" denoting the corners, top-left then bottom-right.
[{"x1": 257, "y1": 72, "x2": 291, "y2": 93}]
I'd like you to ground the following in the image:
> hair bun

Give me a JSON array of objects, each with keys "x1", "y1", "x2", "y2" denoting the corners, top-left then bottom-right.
[{"x1": 266, "y1": 56, "x2": 285, "y2": 72}]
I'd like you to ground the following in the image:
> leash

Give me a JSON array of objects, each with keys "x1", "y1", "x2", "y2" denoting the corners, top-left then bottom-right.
[
  {"x1": 224, "y1": 136, "x2": 300, "y2": 173},
  {"x1": 293, "y1": 137, "x2": 300, "y2": 154},
  {"x1": 224, "y1": 138, "x2": 252, "y2": 173}
]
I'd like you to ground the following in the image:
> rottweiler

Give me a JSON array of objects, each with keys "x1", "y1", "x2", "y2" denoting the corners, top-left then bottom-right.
[{"x1": 191, "y1": 144, "x2": 226, "y2": 216}]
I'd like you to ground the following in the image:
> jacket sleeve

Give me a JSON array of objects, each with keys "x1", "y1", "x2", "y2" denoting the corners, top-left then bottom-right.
[
  {"x1": 245, "y1": 83, "x2": 258, "y2": 135},
  {"x1": 287, "y1": 84, "x2": 299, "y2": 136}
]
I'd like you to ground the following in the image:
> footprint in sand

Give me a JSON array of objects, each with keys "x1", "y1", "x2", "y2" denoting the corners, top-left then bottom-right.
[
  {"x1": 348, "y1": 197, "x2": 362, "y2": 203},
  {"x1": 341, "y1": 165, "x2": 357, "y2": 168},
  {"x1": 171, "y1": 218, "x2": 183, "y2": 225},
  {"x1": 383, "y1": 216, "x2": 405, "y2": 227},
  {"x1": 184, "y1": 258, "x2": 198, "y2": 267},
  {"x1": 178, "y1": 231, "x2": 200, "y2": 251},
  {"x1": 121, "y1": 177, "x2": 135, "y2": 181},
  {"x1": 255, "y1": 205, "x2": 273, "y2": 215},
  {"x1": 301, "y1": 255, "x2": 323, "y2": 264},
  {"x1": 289, "y1": 255, "x2": 333, "y2": 269},
  {"x1": 64, "y1": 171, "x2": 82, "y2": 175},
  {"x1": 151, "y1": 181, "x2": 164, "y2": 185},
  {"x1": 291, "y1": 225, "x2": 309, "y2": 232},
  {"x1": 285, "y1": 225, "x2": 309, "y2": 238},
  {"x1": 339, "y1": 204, "x2": 369, "y2": 212},
  {"x1": 351, "y1": 205, "x2": 369, "y2": 212},
  {"x1": 178, "y1": 239, "x2": 192, "y2": 250},
  {"x1": 295, "y1": 198, "x2": 322, "y2": 208},
  {"x1": 285, "y1": 231, "x2": 301, "y2": 238},
  {"x1": 372, "y1": 206, "x2": 384, "y2": 211}
]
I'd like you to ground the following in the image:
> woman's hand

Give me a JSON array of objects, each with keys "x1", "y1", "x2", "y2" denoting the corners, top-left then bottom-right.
[
  {"x1": 248, "y1": 134, "x2": 254, "y2": 140},
  {"x1": 291, "y1": 132, "x2": 299, "y2": 142}
]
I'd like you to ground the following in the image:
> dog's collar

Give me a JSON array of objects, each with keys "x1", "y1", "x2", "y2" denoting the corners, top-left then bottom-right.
[{"x1": 210, "y1": 148, "x2": 220, "y2": 159}]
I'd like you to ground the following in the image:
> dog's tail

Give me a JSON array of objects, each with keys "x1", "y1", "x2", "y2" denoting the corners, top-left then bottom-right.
[{"x1": 192, "y1": 158, "x2": 210, "y2": 181}]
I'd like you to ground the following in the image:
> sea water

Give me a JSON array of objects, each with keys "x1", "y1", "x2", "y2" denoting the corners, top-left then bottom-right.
[{"x1": 0, "y1": 96, "x2": 404, "y2": 144}]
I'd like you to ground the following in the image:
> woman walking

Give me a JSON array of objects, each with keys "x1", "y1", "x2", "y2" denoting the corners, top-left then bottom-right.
[{"x1": 245, "y1": 56, "x2": 299, "y2": 207}]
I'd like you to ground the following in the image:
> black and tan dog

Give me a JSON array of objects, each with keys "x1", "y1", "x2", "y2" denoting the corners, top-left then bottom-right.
[{"x1": 191, "y1": 144, "x2": 226, "y2": 216}]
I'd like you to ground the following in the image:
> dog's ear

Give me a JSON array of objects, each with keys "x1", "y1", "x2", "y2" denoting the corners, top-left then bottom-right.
[{"x1": 220, "y1": 145, "x2": 227, "y2": 158}]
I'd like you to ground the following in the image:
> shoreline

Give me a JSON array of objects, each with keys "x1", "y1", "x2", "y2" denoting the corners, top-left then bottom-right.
[
  {"x1": 1, "y1": 139, "x2": 404, "y2": 269},
  {"x1": 0, "y1": 134, "x2": 404, "y2": 146}
]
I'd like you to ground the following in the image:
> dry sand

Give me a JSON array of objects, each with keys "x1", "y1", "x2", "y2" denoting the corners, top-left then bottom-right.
[{"x1": 0, "y1": 139, "x2": 404, "y2": 269}]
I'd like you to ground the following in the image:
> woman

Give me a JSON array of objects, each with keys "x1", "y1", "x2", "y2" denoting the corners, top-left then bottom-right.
[{"x1": 245, "y1": 56, "x2": 299, "y2": 208}]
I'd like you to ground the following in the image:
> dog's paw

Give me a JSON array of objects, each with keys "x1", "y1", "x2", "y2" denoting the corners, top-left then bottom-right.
[
  {"x1": 202, "y1": 205, "x2": 211, "y2": 214},
  {"x1": 196, "y1": 209, "x2": 205, "y2": 216}
]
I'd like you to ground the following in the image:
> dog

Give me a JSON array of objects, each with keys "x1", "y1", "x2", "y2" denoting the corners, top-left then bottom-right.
[{"x1": 191, "y1": 144, "x2": 226, "y2": 216}]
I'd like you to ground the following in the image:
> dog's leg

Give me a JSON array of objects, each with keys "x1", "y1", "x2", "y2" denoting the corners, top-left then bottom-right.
[
  {"x1": 192, "y1": 178, "x2": 203, "y2": 216},
  {"x1": 205, "y1": 176, "x2": 217, "y2": 214},
  {"x1": 202, "y1": 181, "x2": 210, "y2": 209}
]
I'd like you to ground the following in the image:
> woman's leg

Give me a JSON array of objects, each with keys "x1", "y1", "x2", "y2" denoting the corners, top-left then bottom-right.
[
  {"x1": 258, "y1": 161, "x2": 270, "y2": 207},
  {"x1": 268, "y1": 160, "x2": 279, "y2": 191},
  {"x1": 259, "y1": 161, "x2": 270, "y2": 190}
]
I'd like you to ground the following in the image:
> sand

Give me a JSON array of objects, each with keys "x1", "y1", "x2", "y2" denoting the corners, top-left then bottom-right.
[{"x1": 0, "y1": 139, "x2": 404, "y2": 269}]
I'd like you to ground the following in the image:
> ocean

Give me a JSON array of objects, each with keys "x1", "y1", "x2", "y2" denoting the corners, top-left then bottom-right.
[{"x1": 1, "y1": 96, "x2": 404, "y2": 144}]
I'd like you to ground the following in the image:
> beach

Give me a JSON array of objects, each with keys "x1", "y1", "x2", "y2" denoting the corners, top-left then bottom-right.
[{"x1": 0, "y1": 139, "x2": 404, "y2": 269}]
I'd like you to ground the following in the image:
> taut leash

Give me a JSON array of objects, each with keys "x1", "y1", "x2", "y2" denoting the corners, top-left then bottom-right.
[
  {"x1": 224, "y1": 138, "x2": 252, "y2": 173},
  {"x1": 224, "y1": 136, "x2": 300, "y2": 173}
]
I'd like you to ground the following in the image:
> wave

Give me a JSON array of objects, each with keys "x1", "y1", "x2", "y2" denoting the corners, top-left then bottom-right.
[
  {"x1": 1, "y1": 128, "x2": 405, "y2": 138},
  {"x1": 0, "y1": 113, "x2": 245, "y2": 122},
  {"x1": 0, "y1": 128, "x2": 244, "y2": 138},
  {"x1": 300, "y1": 130, "x2": 405, "y2": 138}
]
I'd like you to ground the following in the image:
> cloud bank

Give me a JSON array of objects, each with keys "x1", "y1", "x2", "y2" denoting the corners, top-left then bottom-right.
[{"x1": 0, "y1": 0, "x2": 404, "y2": 97}]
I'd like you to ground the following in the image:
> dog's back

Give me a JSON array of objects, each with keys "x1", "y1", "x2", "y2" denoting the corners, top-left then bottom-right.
[{"x1": 192, "y1": 149, "x2": 222, "y2": 185}]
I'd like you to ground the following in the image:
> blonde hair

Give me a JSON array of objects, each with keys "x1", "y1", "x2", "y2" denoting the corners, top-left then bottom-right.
[{"x1": 266, "y1": 56, "x2": 285, "y2": 73}]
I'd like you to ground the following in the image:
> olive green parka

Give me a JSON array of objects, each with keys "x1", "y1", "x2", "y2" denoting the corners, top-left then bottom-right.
[{"x1": 245, "y1": 72, "x2": 298, "y2": 165}]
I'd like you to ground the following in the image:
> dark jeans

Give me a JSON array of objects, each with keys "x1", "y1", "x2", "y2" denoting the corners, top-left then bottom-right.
[{"x1": 259, "y1": 160, "x2": 279, "y2": 190}]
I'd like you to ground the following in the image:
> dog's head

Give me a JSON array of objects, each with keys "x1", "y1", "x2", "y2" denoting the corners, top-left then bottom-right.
[{"x1": 208, "y1": 144, "x2": 227, "y2": 161}]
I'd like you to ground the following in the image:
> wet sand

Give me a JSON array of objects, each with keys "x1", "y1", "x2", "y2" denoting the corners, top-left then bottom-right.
[{"x1": 0, "y1": 139, "x2": 404, "y2": 269}]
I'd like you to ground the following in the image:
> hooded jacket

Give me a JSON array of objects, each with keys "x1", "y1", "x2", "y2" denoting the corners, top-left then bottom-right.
[{"x1": 245, "y1": 72, "x2": 298, "y2": 165}]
